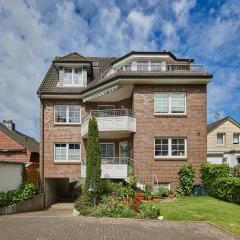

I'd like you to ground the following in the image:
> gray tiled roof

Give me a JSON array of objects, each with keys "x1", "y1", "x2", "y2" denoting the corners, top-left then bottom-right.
[
  {"x1": 0, "y1": 124, "x2": 39, "y2": 153},
  {"x1": 37, "y1": 51, "x2": 212, "y2": 96},
  {"x1": 38, "y1": 55, "x2": 116, "y2": 95},
  {"x1": 54, "y1": 52, "x2": 90, "y2": 62}
]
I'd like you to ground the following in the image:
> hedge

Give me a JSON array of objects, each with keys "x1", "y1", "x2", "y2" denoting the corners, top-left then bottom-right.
[
  {"x1": 201, "y1": 163, "x2": 240, "y2": 204},
  {"x1": 210, "y1": 177, "x2": 240, "y2": 204}
]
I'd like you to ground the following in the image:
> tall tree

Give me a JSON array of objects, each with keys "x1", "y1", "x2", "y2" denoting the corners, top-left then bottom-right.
[{"x1": 84, "y1": 116, "x2": 101, "y2": 197}]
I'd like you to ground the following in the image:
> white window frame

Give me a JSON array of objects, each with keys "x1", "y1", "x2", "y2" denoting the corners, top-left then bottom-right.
[
  {"x1": 217, "y1": 133, "x2": 225, "y2": 145},
  {"x1": 54, "y1": 105, "x2": 81, "y2": 125},
  {"x1": 99, "y1": 143, "x2": 115, "y2": 159},
  {"x1": 63, "y1": 67, "x2": 84, "y2": 87},
  {"x1": 154, "y1": 137, "x2": 187, "y2": 159},
  {"x1": 154, "y1": 92, "x2": 186, "y2": 115},
  {"x1": 233, "y1": 133, "x2": 240, "y2": 144},
  {"x1": 54, "y1": 143, "x2": 81, "y2": 163}
]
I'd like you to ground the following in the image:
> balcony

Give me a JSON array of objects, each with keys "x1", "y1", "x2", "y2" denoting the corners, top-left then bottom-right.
[
  {"x1": 81, "y1": 109, "x2": 136, "y2": 138},
  {"x1": 81, "y1": 157, "x2": 128, "y2": 179},
  {"x1": 101, "y1": 63, "x2": 206, "y2": 80}
]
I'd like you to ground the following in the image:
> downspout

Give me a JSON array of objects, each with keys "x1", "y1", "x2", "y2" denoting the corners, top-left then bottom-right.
[{"x1": 40, "y1": 98, "x2": 45, "y2": 206}]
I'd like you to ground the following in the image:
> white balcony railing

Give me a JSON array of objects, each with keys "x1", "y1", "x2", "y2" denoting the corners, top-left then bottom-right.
[
  {"x1": 81, "y1": 109, "x2": 136, "y2": 138},
  {"x1": 101, "y1": 63, "x2": 205, "y2": 80}
]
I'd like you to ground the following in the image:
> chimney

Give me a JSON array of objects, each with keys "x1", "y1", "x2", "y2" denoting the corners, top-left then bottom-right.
[{"x1": 2, "y1": 120, "x2": 15, "y2": 131}]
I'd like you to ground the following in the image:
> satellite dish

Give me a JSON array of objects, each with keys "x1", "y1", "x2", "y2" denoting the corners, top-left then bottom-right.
[{"x1": 215, "y1": 112, "x2": 221, "y2": 121}]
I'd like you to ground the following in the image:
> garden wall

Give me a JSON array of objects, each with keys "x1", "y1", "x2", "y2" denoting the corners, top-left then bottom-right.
[{"x1": 0, "y1": 193, "x2": 44, "y2": 215}]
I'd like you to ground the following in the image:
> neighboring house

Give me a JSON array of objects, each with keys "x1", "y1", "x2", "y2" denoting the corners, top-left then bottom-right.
[
  {"x1": 0, "y1": 161, "x2": 25, "y2": 192},
  {"x1": 38, "y1": 51, "x2": 212, "y2": 205},
  {"x1": 207, "y1": 116, "x2": 240, "y2": 167},
  {"x1": 0, "y1": 120, "x2": 39, "y2": 164}
]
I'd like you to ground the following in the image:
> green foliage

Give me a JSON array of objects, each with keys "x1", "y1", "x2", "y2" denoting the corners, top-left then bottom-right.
[
  {"x1": 201, "y1": 163, "x2": 230, "y2": 194},
  {"x1": 139, "y1": 202, "x2": 161, "y2": 219},
  {"x1": 0, "y1": 183, "x2": 39, "y2": 207},
  {"x1": 209, "y1": 177, "x2": 240, "y2": 204},
  {"x1": 88, "y1": 195, "x2": 136, "y2": 218},
  {"x1": 74, "y1": 193, "x2": 93, "y2": 215},
  {"x1": 231, "y1": 165, "x2": 240, "y2": 177},
  {"x1": 152, "y1": 187, "x2": 170, "y2": 198},
  {"x1": 84, "y1": 116, "x2": 102, "y2": 199},
  {"x1": 176, "y1": 163, "x2": 195, "y2": 196},
  {"x1": 200, "y1": 163, "x2": 240, "y2": 204}
]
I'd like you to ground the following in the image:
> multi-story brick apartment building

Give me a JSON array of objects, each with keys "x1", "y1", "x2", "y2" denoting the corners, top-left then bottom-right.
[{"x1": 38, "y1": 51, "x2": 212, "y2": 205}]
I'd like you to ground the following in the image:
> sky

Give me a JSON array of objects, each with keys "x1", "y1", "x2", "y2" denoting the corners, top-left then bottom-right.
[{"x1": 0, "y1": 0, "x2": 240, "y2": 140}]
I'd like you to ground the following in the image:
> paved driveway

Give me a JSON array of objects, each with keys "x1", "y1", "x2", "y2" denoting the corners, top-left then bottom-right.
[{"x1": 0, "y1": 203, "x2": 238, "y2": 240}]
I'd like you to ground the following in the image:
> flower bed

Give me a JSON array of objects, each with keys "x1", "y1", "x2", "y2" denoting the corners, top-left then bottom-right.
[{"x1": 74, "y1": 177, "x2": 174, "y2": 219}]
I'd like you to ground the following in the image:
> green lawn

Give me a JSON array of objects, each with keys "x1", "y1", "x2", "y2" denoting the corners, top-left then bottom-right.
[{"x1": 150, "y1": 196, "x2": 240, "y2": 236}]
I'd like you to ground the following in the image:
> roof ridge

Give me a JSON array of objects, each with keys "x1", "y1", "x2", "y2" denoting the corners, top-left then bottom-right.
[{"x1": 54, "y1": 52, "x2": 90, "y2": 62}]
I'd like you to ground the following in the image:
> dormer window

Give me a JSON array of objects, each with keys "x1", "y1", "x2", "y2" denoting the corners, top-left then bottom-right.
[
  {"x1": 63, "y1": 67, "x2": 83, "y2": 86},
  {"x1": 92, "y1": 61, "x2": 99, "y2": 67}
]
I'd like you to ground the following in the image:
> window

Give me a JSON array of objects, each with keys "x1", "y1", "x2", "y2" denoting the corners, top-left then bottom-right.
[
  {"x1": 233, "y1": 133, "x2": 240, "y2": 144},
  {"x1": 98, "y1": 105, "x2": 115, "y2": 117},
  {"x1": 217, "y1": 133, "x2": 225, "y2": 145},
  {"x1": 155, "y1": 92, "x2": 186, "y2": 114},
  {"x1": 137, "y1": 61, "x2": 148, "y2": 71},
  {"x1": 155, "y1": 138, "x2": 186, "y2": 158},
  {"x1": 54, "y1": 143, "x2": 80, "y2": 162},
  {"x1": 63, "y1": 68, "x2": 83, "y2": 86},
  {"x1": 92, "y1": 61, "x2": 99, "y2": 67},
  {"x1": 237, "y1": 157, "x2": 240, "y2": 165},
  {"x1": 151, "y1": 62, "x2": 163, "y2": 72},
  {"x1": 54, "y1": 105, "x2": 81, "y2": 124},
  {"x1": 100, "y1": 143, "x2": 115, "y2": 159},
  {"x1": 222, "y1": 157, "x2": 228, "y2": 164}
]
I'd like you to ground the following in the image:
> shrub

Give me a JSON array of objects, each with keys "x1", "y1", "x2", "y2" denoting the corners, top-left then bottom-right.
[
  {"x1": 201, "y1": 163, "x2": 230, "y2": 194},
  {"x1": 139, "y1": 202, "x2": 161, "y2": 219},
  {"x1": 85, "y1": 116, "x2": 102, "y2": 200},
  {"x1": 74, "y1": 193, "x2": 93, "y2": 215},
  {"x1": 0, "y1": 183, "x2": 39, "y2": 207},
  {"x1": 133, "y1": 192, "x2": 146, "y2": 211},
  {"x1": 176, "y1": 163, "x2": 195, "y2": 196},
  {"x1": 210, "y1": 177, "x2": 240, "y2": 204},
  {"x1": 231, "y1": 165, "x2": 240, "y2": 177},
  {"x1": 89, "y1": 195, "x2": 136, "y2": 218}
]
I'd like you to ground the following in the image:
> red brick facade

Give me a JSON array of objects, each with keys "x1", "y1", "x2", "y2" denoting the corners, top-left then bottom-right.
[
  {"x1": 41, "y1": 84, "x2": 207, "y2": 189},
  {"x1": 0, "y1": 130, "x2": 38, "y2": 163},
  {"x1": 132, "y1": 84, "x2": 207, "y2": 188}
]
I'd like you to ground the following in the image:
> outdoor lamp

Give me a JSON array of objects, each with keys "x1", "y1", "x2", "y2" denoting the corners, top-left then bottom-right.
[{"x1": 88, "y1": 183, "x2": 96, "y2": 206}]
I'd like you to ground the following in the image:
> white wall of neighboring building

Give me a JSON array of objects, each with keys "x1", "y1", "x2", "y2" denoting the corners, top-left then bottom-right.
[
  {"x1": 0, "y1": 162, "x2": 23, "y2": 192},
  {"x1": 207, "y1": 152, "x2": 240, "y2": 167}
]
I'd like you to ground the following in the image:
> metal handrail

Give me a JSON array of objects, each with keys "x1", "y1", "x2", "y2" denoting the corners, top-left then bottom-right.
[
  {"x1": 127, "y1": 158, "x2": 159, "y2": 187},
  {"x1": 82, "y1": 109, "x2": 135, "y2": 124},
  {"x1": 101, "y1": 63, "x2": 204, "y2": 80}
]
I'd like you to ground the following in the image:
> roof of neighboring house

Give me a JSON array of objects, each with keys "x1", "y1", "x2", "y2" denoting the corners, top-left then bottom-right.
[
  {"x1": 207, "y1": 116, "x2": 240, "y2": 133},
  {"x1": 0, "y1": 124, "x2": 39, "y2": 153}
]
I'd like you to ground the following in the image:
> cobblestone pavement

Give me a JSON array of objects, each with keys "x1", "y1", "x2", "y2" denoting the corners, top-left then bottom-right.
[{"x1": 0, "y1": 203, "x2": 238, "y2": 240}]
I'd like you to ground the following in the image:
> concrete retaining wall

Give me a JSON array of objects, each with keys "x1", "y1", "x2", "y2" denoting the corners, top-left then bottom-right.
[{"x1": 0, "y1": 193, "x2": 44, "y2": 215}]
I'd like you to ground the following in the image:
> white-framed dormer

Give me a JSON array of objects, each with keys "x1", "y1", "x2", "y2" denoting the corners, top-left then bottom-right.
[{"x1": 57, "y1": 65, "x2": 88, "y2": 87}]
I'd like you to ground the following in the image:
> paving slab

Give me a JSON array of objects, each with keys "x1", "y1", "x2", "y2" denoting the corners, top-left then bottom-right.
[{"x1": 0, "y1": 203, "x2": 238, "y2": 240}]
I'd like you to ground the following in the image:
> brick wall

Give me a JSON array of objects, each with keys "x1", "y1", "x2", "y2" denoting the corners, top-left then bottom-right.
[
  {"x1": 0, "y1": 130, "x2": 34, "y2": 163},
  {"x1": 132, "y1": 84, "x2": 207, "y2": 189}
]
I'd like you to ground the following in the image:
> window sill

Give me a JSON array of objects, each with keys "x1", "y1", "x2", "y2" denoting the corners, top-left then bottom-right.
[
  {"x1": 54, "y1": 123, "x2": 81, "y2": 126},
  {"x1": 54, "y1": 161, "x2": 81, "y2": 164},
  {"x1": 154, "y1": 114, "x2": 187, "y2": 118},
  {"x1": 155, "y1": 156, "x2": 187, "y2": 161}
]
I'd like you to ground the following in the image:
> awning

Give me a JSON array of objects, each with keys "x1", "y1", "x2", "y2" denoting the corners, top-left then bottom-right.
[{"x1": 83, "y1": 84, "x2": 121, "y2": 102}]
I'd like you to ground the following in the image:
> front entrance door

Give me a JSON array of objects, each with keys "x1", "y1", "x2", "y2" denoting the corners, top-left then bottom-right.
[{"x1": 119, "y1": 141, "x2": 128, "y2": 163}]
